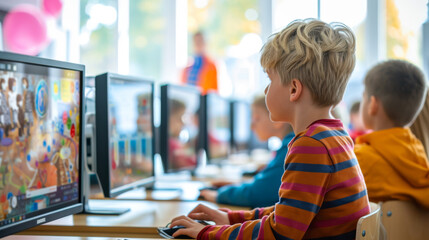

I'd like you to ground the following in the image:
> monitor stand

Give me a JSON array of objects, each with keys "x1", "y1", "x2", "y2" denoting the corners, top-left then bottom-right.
[
  {"x1": 141, "y1": 172, "x2": 203, "y2": 201},
  {"x1": 81, "y1": 166, "x2": 130, "y2": 215},
  {"x1": 83, "y1": 198, "x2": 130, "y2": 215}
]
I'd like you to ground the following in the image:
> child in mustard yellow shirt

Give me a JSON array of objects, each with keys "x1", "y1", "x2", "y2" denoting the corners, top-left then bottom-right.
[{"x1": 355, "y1": 60, "x2": 429, "y2": 208}]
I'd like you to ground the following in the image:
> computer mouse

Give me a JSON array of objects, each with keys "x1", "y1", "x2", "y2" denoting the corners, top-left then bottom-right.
[
  {"x1": 157, "y1": 225, "x2": 193, "y2": 239},
  {"x1": 157, "y1": 220, "x2": 213, "y2": 239}
]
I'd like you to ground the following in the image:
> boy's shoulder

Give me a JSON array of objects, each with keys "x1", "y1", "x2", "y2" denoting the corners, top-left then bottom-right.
[{"x1": 301, "y1": 119, "x2": 348, "y2": 141}]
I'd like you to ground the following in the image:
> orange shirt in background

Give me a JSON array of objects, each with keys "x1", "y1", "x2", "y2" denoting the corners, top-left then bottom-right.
[{"x1": 181, "y1": 55, "x2": 217, "y2": 95}]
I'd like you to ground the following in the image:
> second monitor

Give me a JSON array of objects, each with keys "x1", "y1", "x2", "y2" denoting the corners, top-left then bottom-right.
[
  {"x1": 95, "y1": 73, "x2": 155, "y2": 198},
  {"x1": 202, "y1": 93, "x2": 231, "y2": 164},
  {"x1": 160, "y1": 84, "x2": 202, "y2": 173}
]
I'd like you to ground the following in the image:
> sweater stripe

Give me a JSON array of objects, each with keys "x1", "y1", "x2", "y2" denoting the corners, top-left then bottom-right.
[
  {"x1": 215, "y1": 226, "x2": 229, "y2": 239},
  {"x1": 289, "y1": 146, "x2": 328, "y2": 155},
  {"x1": 251, "y1": 222, "x2": 261, "y2": 239},
  {"x1": 275, "y1": 214, "x2": 309, "y2": 232},
  {"x1": 333, "y1": 158, "x2": 358, "y2": 172},
  {"x1": 312, "y1": 129, "x2": 349, "y2": 140},
  {"x1": 312, "y1": 205, "x2": 370, "y2": 228},
  {"x1": 328, "y1": 143, "x2": 354, "y2": 155},
  {"x1": 326, "y1": 176, "x2": 362, "y2": 192},
  {"x1": 279, "y1": 198, "x2": 321, "y2": 213},
  {"x1": 227, "y1": 227, "x2": 240, "y2": 240},
  {"x1": 285, "y1": 162, "x2": 334, "y2": 173},
  {"x1": 322, "y1": 189, "x2": 367, "y2": 209},
  {"x1": 281, "y1": 182, "x2": 325, "y2": 195}
]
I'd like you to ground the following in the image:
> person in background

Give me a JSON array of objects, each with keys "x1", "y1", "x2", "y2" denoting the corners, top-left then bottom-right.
[
  {"x1": 410, "y1": 89, "x2": 429, "y2": 159},
  {"x1": 0, "y1": 78, "x2": 12, "y2": 137},
  {"x1": 181, "y1": 31, "x2": 218, "y2": 95},
  {"x1": 169, "y1": 19, "x2": 369, "y2": 239},
  {"x1": 199, "y1": 95, "x2": 294, "y2": 208},
  {"x1": 22, "y1": 77, "x2": 34, "y2": 136},
  {"x1": 168, "y1": 98, "x2": 197, "y2": 170},
  {"x1": 355, "y1": 60, "x2": 429, "y2": 208},
  {"x1": 7, "y1": 78, "x2": 18, "y2": 131},
  {"x1": 348, "y1": 101, "x2": 368, "y2": 142}
]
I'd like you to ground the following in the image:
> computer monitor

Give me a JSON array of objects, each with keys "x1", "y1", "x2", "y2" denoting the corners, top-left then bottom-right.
[
  {"x1": 95, "y1": 73, "x2": 154, "y2": 198},
  {"x1": 231, "y1": 100, "x2": 251, "y2": 154},
  {"x1": 0, "y1": 51, "x2": 84, "y2": 238},
  {"x1": 159, "y1": 84, "x2": 202, "y2": 173},
  {"x1": 202, "y1": 93, "x2": 231, "y2": 163},
  {"x1": 84, "y1": 76, "x2": 96, "y2": 172}
]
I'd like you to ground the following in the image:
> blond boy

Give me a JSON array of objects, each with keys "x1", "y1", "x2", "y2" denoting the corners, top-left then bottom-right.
[
  {"x1": 355, "y1": 60, "x2": 429, "y2": 207},
  {"x1": 169, "y1": 19, "x2": 370, "y2": 239}
]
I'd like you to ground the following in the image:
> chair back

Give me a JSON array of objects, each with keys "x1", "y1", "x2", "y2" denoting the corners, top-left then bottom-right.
[
  {"x1": 356, "y1": 202, "x2": 381, "y2": 240},
  {"x1": 381, "y1": 200, "x2": 429, "y2": 240}
]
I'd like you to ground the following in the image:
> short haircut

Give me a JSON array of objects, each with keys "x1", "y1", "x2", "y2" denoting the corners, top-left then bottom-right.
[
  {"x1": 252, "y1": 95, "x2": 268, "y2": 112},
  {"x1": 364, "y1": 60, "x2": 427, "y2": 127},
  {"x1": 260, "y1": 19, "x2": 356, "y2": 107},
  {"x1": 169, "y1": 98, "x2": 186, "y2": 115},
  {"x1": 350, "y1": 101, "x2": 360, "y2": 114}
]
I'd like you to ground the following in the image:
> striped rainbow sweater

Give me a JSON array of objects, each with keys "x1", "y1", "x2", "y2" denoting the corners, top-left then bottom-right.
[{"x1": 198, "y1": 119, "x2": 370, "y2": 240}]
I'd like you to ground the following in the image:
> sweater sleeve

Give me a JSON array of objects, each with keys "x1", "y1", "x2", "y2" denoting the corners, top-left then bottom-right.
[{"x1": 197, "y1": 137, "x2": 332, "y2": 240}]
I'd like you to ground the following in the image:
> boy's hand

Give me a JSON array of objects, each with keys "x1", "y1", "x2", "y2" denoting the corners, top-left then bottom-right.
[
  {"x1": 187, "y1": 204, "x2": 230, "y2": 225},
  {"x1": 170, "y1": 215, "x2": 205, "y2": 239},
  {"x1": 199, "y1": 190, "x2": 218, "y2": 202}
]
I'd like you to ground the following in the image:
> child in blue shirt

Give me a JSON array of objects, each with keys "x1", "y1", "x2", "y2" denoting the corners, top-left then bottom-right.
[{"x1": 199, "y1": 95, "x2": 294, "y2": 207}]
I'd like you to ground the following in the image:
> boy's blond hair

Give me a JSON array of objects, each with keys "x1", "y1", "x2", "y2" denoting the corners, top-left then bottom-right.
[{"x1": 261, "y1": 19, "x2": 356, "y2": 107}]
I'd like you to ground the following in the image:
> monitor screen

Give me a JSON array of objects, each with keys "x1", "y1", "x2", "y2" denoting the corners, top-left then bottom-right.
[
  {"x1": 204, "y1": 93, "x2": 231, "y2": 162},
  {"x1": 0, "y1": 52, "x2": 83, "y2": 238},
  {"x1": 231, "y1": 100, "x2": 251, "y2": 153},
  {"x1": 160, "y1": 84, "x2": 201, "y2": 172},
  {"x1": 95, "y1": 73, "x2": 154, "y2": 198}
]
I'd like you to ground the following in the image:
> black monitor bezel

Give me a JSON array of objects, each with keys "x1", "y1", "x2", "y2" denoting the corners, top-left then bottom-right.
[
  {"x1": 0, "y1": 51, "x2": 84, "y2": 238},
  {"x1": 230, "y1": 99, "x2": 252, "y2": 154},
  {"x1": 95, "y1": 72, "x2": 155, "y2": 198},
  {"x1": 202, "y1": 93, "x2": 231, "y2": 163},
  {"x1": 159, "y1": 84, "x2": 202, "y2": 173}
]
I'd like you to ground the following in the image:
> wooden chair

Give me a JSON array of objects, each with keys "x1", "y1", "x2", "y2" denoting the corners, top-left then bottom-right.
[
  {"x1": 380, "y1": 200, "x2": 429, "y2": 240},
  {"x1": 356, "y1": 202, "x2": 381, "y2": 240}
]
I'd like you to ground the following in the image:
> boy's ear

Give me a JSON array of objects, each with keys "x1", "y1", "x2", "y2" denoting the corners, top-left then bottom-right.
[
  {"x1": 289, "y1": 79, "x2": 302, "y2": 102},
  {"x1": 368, "y1": 96, "x2": 379, "y2": 116}
]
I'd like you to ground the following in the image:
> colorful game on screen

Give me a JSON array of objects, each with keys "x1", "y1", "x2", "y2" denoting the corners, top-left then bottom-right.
[
  {"x1": 168, "y1": 89, "x2": 200, "y2": 171},
  {"x1": 0, "y1": 62, "x2": 80, "y2": 226},
  {"x1": 207, "y1": 95, "x2": 230, "y2": 160},
  {"x1": 108, "y1": 79, "x2": 153, "y2": 190}
]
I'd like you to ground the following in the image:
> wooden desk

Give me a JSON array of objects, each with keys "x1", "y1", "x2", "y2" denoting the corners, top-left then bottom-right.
[
  {"x1": 21, "y1": 199, "x2": 249, "y2": 238},
  {"x1": 4, "y1": 236, "x2": 165, "y2": 240}
]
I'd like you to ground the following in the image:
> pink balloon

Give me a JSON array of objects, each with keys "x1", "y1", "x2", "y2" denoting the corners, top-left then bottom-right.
[
  {"x1": 42, "y1": 0, "x2": 63, "y2": 18},
  {"x1": 3, "y1": 4, "x2": 48, "y2": 56}
]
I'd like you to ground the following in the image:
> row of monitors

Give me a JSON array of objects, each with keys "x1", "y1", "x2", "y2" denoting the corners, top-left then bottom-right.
[
  {"x1": 87, "y1": 73, "x2": 258, "y2": 198},
  {"x1": 0, "y1": 51, "x2": 262, "y2": 237}
]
